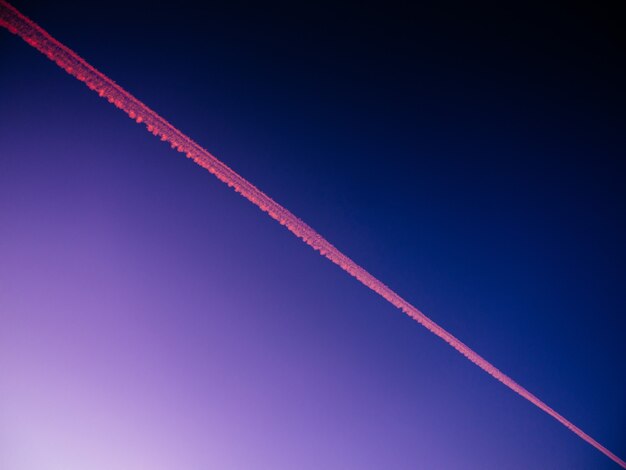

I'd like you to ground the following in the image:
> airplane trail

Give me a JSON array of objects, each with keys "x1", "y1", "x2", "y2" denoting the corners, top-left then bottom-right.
[{"x1": 1, "y1": 1, "x2": 623, "y2": 467}]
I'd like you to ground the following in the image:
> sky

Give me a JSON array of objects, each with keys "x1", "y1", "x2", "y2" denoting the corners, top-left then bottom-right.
[{"x1": 0, "y1": 1, "x2": 625, "y2": 469}]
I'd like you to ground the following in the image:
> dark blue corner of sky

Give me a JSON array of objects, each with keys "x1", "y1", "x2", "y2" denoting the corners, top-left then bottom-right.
[{"x1": 0, "y1": 1, "x2": 624, "y2": 469}]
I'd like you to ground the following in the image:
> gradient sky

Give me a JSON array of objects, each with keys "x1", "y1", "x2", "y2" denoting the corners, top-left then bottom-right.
[{"x1": 1, "y1": 1, "x2": 624, "y2": 469}]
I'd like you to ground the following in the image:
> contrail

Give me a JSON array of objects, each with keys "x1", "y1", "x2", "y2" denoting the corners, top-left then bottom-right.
[{"x1": 1, "y1": 1, "x2": 623, "y2": 467}]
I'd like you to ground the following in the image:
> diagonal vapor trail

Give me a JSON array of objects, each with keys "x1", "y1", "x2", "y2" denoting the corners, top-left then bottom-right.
[{"x1": 1, "y1": 1, "x2": 623, "y2": 467}]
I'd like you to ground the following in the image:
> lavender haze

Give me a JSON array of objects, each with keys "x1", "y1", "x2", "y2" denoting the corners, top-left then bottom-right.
[{"x1": 5, "y1": 0, "x2": 626, "y2": 468}]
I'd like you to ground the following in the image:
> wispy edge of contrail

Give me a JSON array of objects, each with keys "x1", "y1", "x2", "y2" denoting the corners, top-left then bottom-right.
[{"x1": 0, "y1": 1, "x2": 623, "y2": 467}]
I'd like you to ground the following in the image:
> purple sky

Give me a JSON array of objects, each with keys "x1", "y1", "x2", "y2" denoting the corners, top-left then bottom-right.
[{"x1": 1, "y1": 1, "x2": 625, "y2": 468}]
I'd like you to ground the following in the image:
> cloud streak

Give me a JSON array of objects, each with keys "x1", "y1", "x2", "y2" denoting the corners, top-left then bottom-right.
[{"x1": 1, "y1": 1, "x2": 623, "y2": 467}]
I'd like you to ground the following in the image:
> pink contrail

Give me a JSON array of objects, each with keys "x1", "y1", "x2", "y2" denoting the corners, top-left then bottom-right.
[{"x1": 1, "y1": 1, "x2": 623, "y2": 467}]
